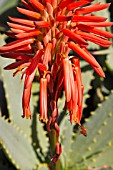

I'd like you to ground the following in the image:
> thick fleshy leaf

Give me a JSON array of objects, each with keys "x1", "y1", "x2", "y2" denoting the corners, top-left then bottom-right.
[
  {"x1": 70, "y1": 91, "x2": 113, "y2": 168},
  {"x1": 0, "y1": 0, "x2": 18, "y2": 15},
  {"x1": 0, "y1": 117, "x2": 38, "y2": 170}
]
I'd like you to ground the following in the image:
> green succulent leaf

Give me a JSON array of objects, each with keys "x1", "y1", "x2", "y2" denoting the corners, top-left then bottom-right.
[
  {"x1": 82, "y1": 69, "x2": 94, "y2": 107},
  {"x1": 69, "y1": 91, "x2": 113, "y2": 168},
  {"x1": 92, "y1": 46, "x2": 113, "y2": 75},
  {"x1": 31, "y1": 82, "x2": 49, "y2": 159},
  {"x1": 0, "y1": 117, "x2": 39, "y2": 170},
  {"x1": 61, "y1": 117, "x2": 73, "y2": 159},
  {"x1": 37, "y1": 164, "x2": 49, "y2": 170},
  {"x1": 36, "y1": 115, "x2": 49, "y2": 156},
  {"x1": 0, "y1": 57, "x2": 32, "y2": 137},
  {"x1": 106, "y1": 49, "x2": 113, "y2": 75},
  {"x1": 0, "y1": 0, "x2": 18, "y2": 15}
]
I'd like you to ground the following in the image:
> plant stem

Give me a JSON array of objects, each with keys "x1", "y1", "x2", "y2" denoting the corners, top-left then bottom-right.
[{"x1": 49, "y1": 129, "x2": 60, "y2": 170}]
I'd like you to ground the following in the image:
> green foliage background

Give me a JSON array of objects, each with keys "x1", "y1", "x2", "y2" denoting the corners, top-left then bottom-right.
[{"x1": 0, "y1": 0, "x2": 113, "y2": 170}]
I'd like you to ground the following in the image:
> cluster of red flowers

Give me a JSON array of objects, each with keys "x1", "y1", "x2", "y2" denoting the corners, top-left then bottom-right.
[{"x1": 0, "y1": 0, "x2": 113, "y2": 162}]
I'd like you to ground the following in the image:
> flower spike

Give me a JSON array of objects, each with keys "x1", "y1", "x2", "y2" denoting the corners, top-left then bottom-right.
[{"x1": 0, "y1": 0, "x2": 112, "y2": 163}]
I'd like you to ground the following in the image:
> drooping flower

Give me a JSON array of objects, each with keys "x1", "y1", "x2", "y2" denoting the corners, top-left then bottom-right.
[
  {"x1": 0, "y1": 0, "x2": 113, "y2": 162},
  {"x1": 40, "y1": 77, "x2": 48, "y2": 121}
]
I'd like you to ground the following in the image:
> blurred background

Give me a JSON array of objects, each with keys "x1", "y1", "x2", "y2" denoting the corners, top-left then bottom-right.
[{"x1": 0, "y1": 0, "x2": 113, "y2": 170}]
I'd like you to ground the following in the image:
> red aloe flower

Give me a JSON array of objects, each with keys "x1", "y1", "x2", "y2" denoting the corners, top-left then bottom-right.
[
  {"x1": 0, "y1": 0, "x2": 113, "y2": 163},
  {"x1": 40, "y1": 77, "x2": 48, "y2": 121}
]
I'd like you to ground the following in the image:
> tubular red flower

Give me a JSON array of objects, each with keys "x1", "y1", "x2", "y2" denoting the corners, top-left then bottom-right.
[
  {"x1": 17, "y1": 7, "x2": 41, "y2": 20},
  {"x1": 21, "y1": 0, "x2": 35, "y2": 11},
  {"x1": 12, "y1": 44, "x2": 33, "y2": 53},
  {"x1": 22, "y1": 85, "x2": 32, "y2": 119},
  {"x1": 68, "y1": 42, "x2": 101, "y2": 68},
  {"x1": 68, "y1": 1, "x2": 93, "y2": 11},
  {"x1": 40, "y1": 78, "x2": 48, "y2": 122},
  {"x1": 29, "y1": 0, "x2": 45, "y2": 11},
  {"x1": 11, "y1": 28, "x2": 25, "y2": 34},
  {"x1": 9, "y1": 16, "x2": 35, "y2": 27},
  {"x1": 74, "y1": 67, "x2": 82, "y2": 107},
  {"x1": 0, "y1": 38, "x2": 34, "y2": 52},
  {"x1": 43, "y1": 43, "x2": 52, "y2": 69},
  {"x1": 7, "y1": 22, "x2": 34, "y2": 31},
  {"x1": 35, "y1": 21, "x2": 50, "y2": 27},
  {"x1": 56, "y1": 15, "x2": 72, "y2": 21},
  {"x1": 72, "y1": 15, "x2": 107, "y2": 22},
  {"x1": 83, "y1": 48, "x2": 105, "y2": 77},
  {"x1": 62, "y1": 57, "x2": 71, "y2": 102},
  {"x1": 59, "y1": 0, "x2": 75, "y2": 9},
  {"x1": 15, "y1": 29, "x2": 41, "y2": 39},
  {"x1": 23, "y1": 106, "x2": 32, "y2": 119},
  {"x1": 62, "y1": 28, "x2": 88, "y2": 45},
  {"x1": 1, "y1": 52, "x2": 32, "y2": 60},
  {"x1": 75, "y1": 3, "x2": 110, "y2": 15},
  {"x1": 25, "y1": 50, "x2": 43, "y2": 89},
  {"x1": 80, "y1": 22, "x2": 113, "y2": 27},
  {"x1": 77, "y1": 24, "x2": 113, "y2": 38},
  {"x1": 54, "y1": 69, "x2": 64, "y2": 100},
  {"x1": 75, "y1": 30, "x2": 112, "y2": 47},
  {"x1": 4, "y1": 60, "x2": 30, "y2": 70},
  {"x1": 68, "y1": 61, "x2": 76, "y2": 102}
]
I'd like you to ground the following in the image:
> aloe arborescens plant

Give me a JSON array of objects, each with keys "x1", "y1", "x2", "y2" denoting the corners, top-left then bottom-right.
[{"x1": 0, "y1": 0, "x2": 113, "y2": 169}]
